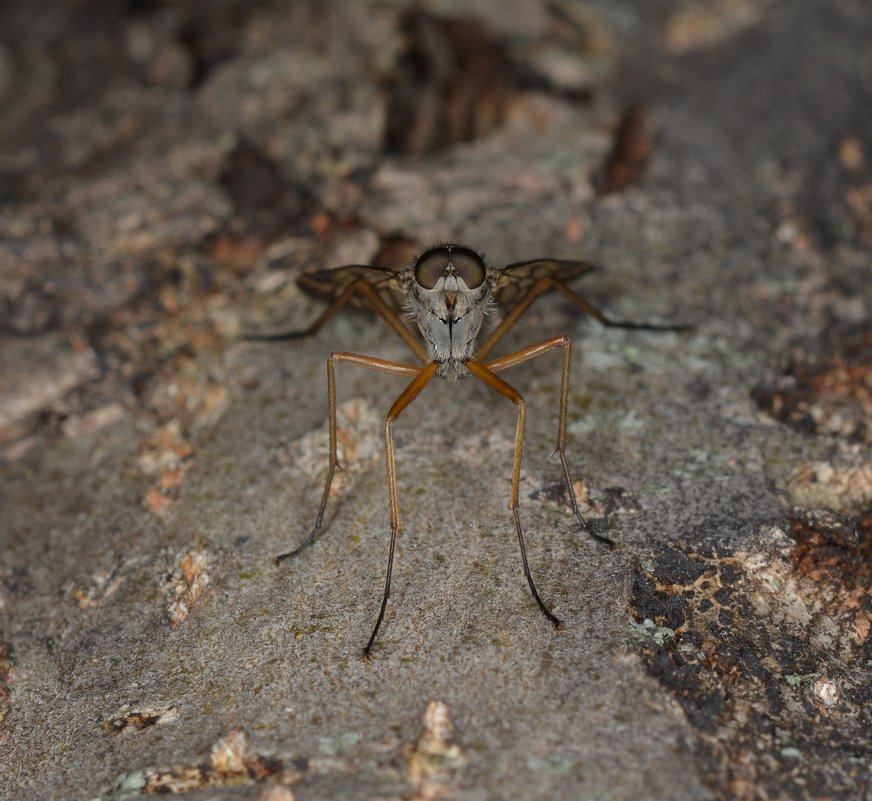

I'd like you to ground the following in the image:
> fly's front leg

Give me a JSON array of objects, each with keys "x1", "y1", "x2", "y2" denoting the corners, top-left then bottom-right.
[
  {"x1": 466, "y1": 360, "x2": 562, "y2": 629},
  {"x1": 274, "y1": 352, "x2": 421, "y2": 564},
  {"x1": 485, "y1": 335, "x2": 614, "y2": 547},
  {"x1": 364, "y1": 361, "x2": 439, "y2": 656}
]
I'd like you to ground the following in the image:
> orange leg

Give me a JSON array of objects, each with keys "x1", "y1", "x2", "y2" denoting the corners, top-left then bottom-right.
[
  {"x1": 477, "y1": 276, "x2": 689, "y2": 361},
  {"x1": 466, "y1": 360, "x2": 563, "y2": 629},
  {"x1": 275, "y1": 352, "x2": 422, "y2": 564},
  {"x1": 365, "y1": 361, "x2": 439, "y2": 656},
  {"x1": 485, "y1": 336, "x2": 614, "y2": 547},
  {"x1": 249, "y1": 279, "x2": 429, "y2": 363}
]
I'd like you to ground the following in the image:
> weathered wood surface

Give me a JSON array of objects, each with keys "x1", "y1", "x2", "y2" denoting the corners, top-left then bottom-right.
[{"x1": 1, "y1": 1, "x2": 870, "y2": 799}]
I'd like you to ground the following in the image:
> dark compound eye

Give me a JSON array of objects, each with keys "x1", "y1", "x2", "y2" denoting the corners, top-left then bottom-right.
[
  {"x1": 450, "y1": 247, "x2": 485, "y2": 289},
  {"x1": 414, "y1": 247, "x2": 450, "y2": 289}
]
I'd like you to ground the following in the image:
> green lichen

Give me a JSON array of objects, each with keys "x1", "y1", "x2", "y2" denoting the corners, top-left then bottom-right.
[{"x1": 628, "y1": 617, "x2": 675, "y2": 646}]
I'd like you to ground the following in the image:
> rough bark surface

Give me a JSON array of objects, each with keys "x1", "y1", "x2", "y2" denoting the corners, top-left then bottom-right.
[{"x1": 1, "y1": 1, "x2": 871, "y2": 800}]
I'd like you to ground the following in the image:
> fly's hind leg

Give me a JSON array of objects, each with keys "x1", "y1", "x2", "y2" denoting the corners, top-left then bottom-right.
[
  {"x1": 477, "y1": 272, "x2": 689, "y2": 361},
  {"x1": 248, "y1": 280, "x2": 429, "y2": 363}
]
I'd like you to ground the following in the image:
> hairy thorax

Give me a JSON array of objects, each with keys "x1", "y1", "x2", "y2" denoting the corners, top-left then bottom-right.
[{"x1": 407, "y1": 281, "x2": 491, "y2": 379}]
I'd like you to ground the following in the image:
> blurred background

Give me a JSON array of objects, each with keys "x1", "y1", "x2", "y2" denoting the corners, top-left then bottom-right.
[{"x1": 1, "y1": 0, "x2": 870, "y2": 461}]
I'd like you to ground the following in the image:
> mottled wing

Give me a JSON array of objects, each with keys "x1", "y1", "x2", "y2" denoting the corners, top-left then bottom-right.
[
  {"x1": 492, "y1": 259, "x2": 596, "y2": 306},
  {"x1": 297, "y1": 264, "x2": 406, "y2": 313}
]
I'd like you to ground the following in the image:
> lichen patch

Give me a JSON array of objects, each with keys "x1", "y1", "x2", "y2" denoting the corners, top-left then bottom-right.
[{"x1": 631, "y1": 527, "x2": 872, "y2": 801}]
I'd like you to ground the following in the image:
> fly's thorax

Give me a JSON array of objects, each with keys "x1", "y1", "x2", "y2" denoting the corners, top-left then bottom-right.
[{"x1": 406, "y1": 277, "x2": 492, "y2": 374}]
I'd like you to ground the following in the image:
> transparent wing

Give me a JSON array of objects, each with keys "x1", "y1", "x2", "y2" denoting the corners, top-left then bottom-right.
[
  {"x1": 492, "y1": 259, "x2": 596, "y2": 305},
  {"x1": 297, "y1": 264, "x2": 406, "y2": 314}
]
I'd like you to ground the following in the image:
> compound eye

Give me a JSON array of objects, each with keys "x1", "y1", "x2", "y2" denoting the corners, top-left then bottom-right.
[
  {"x1": 450, "y1": 247, "x2": 486, "y2": 289},
  {"x1": 414, "y1": 247, "x2": 450, "y2": 289}
]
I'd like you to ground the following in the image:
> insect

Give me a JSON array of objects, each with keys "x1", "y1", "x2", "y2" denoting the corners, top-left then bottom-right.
[{"x1": 253, "y1": 243, "x2": 685, "y2": 655}]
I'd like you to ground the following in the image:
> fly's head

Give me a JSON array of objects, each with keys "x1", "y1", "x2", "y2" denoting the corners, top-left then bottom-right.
[{"x1": 402, "y1": 244, "x2": 494, "y2": 378}]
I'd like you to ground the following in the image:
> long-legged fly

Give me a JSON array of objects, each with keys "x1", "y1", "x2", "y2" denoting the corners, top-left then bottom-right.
[{"x1": 251, "y1": 243, "x2": 686, "y2": 654}]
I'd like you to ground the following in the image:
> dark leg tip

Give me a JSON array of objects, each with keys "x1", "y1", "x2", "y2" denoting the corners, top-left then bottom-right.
[
  {"x1": 274, "y1": 534, "x2": 320, "y2": 564},
  {"x1": 592, "y1": 531, "x2": 618, "y2": 549},
  {"x1": 579, "y1": 515, "x2": 617, "y2": 548},
  {"x1": 244, "y1": 330, "x2": 309, "y2": 342},
  {"x1": 553, "y1": 619, "x2": 565, "y2": 632},
  {"x1": 542, "y1": 608, "x2": 562, "y2": 628},
  {"x1": 274, "y1": 547, "x2": 303, "y2": 565}
]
